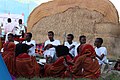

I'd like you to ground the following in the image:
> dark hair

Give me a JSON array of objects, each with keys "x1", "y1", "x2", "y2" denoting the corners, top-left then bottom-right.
[
  {"x1": 79, "y1": 35, "x2": 86, "y2": 40},
  {"x1": 18, "y1": 19, "x2": 22, "y2": 24},
  {"x1": 8, "y1": 33, "x2": 14, "y2": 37},
  {"x1": 48, "y1": 31, "x2": 54, "y2": 36},
  {"x1": 27, "y1": 32, "x2": 32, "y2": 38},
  {"x1": 114, "y1": 61, "x2": 120, "y2": 70},
  {"x1": 19, "y1": 19, "x2": 22, "y2": 22},
  {"x1": 7, "y1": 18, "x2": 11, "y2": 23},
  {"x1": 55, "y1": 45, "x2": 69, "y2": 57},
  {"x1": 96, "y1": 38, "x2": 103, "y2": 44},
  {"x1": 67, "y1": 34, "x2": 74, "y2": 40}
]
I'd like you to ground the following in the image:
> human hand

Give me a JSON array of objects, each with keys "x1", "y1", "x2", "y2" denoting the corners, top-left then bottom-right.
[
  {"x1": 46, "y1": 44, "x2": 53, "y2": 49},
  {"x1": 69, "y1": 45, "x2": 75, "y2": 50}
]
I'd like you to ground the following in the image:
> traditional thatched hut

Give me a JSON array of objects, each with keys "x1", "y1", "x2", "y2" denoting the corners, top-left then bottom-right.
[{"x1": 27, "y1": 0, "x2": 120, "y2": 57}]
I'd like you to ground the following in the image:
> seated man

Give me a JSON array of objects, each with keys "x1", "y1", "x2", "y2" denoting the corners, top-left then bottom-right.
[
  {"x1": 44, "y1": 45, "x2": 72, "y2": 77},
  {"x1": 5, "y1": 32, "x2": 19, "y2": 44},
  {"x1": 43, "y1": 31, "x2": 60, "y2": 63},
  {"x1": 64, "y1": 34, "x2": 77, "y2": 58},
  {"x1": 22, "y1": 32, "x2": 36, "y2": 56},
  {"x1": 94, "y1": 38, "x2": 108, "y2": 73}
]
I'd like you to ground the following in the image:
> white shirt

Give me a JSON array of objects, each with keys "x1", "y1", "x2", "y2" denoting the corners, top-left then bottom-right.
[
  {"x1": 4, "y1": 23, "x2": 14, "y2": 34},
  {"x1": 23, "y1": 40, "x2": 36, "y2": 56},
  {"x1": 13, "y1": 24, "x2": 26, "y2": 36},
  {"x1": 19, "y1": 24, "x2": 26, "y2": 33},
  {"x1": 12, "y1": 26, "x2": 20, "y2": 35},
  {"x1": 14, "y1": 41, "x2": 19, "y2": 45},
  {"x1": 95, "y1": 47, "x2": 108, "y2": 65},
  {"x1": 64, "y1": 41, "x2": 77, "y2": 57},
  {"x1": 44, "y1": 40, "x2": 60, "y2": 47},
  {"x1": 44, "y1": 40, "x2": 60, "y2": 58},
  {"x1": 74, "y1": 43, "x2": 80, "y2": 57}
]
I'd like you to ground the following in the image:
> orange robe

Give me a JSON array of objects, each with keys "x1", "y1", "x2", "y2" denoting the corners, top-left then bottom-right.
[
  {"x1": 2, "y1": 42, "x2": 16, "y2": 75},
  {"x1": 16, "y1": 53, "x2": 41, "y2": 78},
  {"x1": 72, "y1": 44, "x2": 100, "y2": 79},
  {"x1": 44, "y1": 55, "x2": 72, "y2": 78}
]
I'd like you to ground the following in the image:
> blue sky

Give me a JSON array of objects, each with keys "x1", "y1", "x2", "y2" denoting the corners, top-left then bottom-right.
[{"x1": 0, "y1": 0, "x2": 38, "y2": 25}]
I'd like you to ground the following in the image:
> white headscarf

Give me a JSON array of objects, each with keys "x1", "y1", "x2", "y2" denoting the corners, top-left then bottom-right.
[{"x1": 5, "y1": 32, "x2": 13, "y2": 42}]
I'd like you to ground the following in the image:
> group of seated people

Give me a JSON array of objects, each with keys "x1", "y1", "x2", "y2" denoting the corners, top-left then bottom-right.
[
  {"x1": 1, "y1": 32, "x2": 39, "y2": 78},
  {"x1": 1, "y1": 31, "x2": 119, "y2": 79}
]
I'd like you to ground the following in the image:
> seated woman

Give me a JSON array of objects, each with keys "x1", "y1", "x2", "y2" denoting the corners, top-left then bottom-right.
[
  {"x1": 2, "y1": 33, "x2": 16, "y2": 76},
  {"x1": 71, "y1": 44, "x2": 100, "y2": 79},
  {"x1": 44, "y1": 45, "x2": 72, "y2": 78},
  {"x1": 15, "y1": 40, "x2": 41, "y2": 78}
]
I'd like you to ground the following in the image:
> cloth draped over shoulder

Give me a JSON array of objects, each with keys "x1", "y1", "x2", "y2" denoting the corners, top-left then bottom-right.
[
  {"x1": 44, "y1": 55, "x2": 72, "y2": 77},
  {"x1": 16, "y1": 53, "x2": 41, "y2": 78},
  {"x1": 72, "y1": 44, "x2": 100, "y2": 79},
  {"x1": 2, "y1": 42, "x2": 16, "y2": 76}
]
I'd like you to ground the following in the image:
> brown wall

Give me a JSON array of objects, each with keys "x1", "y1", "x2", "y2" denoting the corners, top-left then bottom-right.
[{"x1": 27, "y1": 0, "x2": 120, "y2": 58}]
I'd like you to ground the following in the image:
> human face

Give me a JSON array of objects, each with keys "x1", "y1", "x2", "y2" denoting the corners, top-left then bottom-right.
[
  {"x1": 8, "y1": 35, "x2": 13, "y2": 42},
  {"x1": 80, "y1": 37, "x2": 86, "y2": 44},
  {"x1": 94, "y1": 39, "x2": 101, "y2": 48},
  {"x1": 25, "y1": 33, "x2": 30, "y2": 41},
  {"x1": 48, "y1": 33, "x2": 54, "y2": 41},
  {"x1": 67, "y1": 36, "x2": 72, "y2": 43}
]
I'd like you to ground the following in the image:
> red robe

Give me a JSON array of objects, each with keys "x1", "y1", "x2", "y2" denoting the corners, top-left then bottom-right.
[
  {"x1": 2, "y1": 42, "x2": 16, "y2": 75},
  {"x1": 44, "y1": 55, "x2": 72, "y2": 78},
  {"x1": 16, "y1": 53, "x2": 41, "y2": 78},
  {"x1": 71, "y1": 44, "x2": 101, "y2": 79}
]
